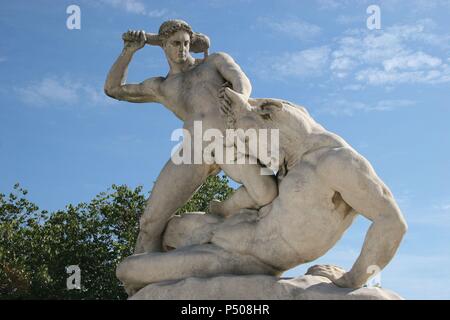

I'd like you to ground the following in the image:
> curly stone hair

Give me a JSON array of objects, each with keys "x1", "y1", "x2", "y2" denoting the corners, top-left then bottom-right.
[{"x1": 158, "y1": 19, "x2": 193, "y2": 40}]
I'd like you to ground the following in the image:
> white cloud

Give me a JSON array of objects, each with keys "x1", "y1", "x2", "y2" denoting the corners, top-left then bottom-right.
[
  {"x1": 100, "y1": 0, "x2": 167, "y2": 17},
  {"x1": 269, "y1": 46, "x2": 330, "y2": 78},
  {"x1": 147, "y1": 9, "x2": 168, "y2": 18},
  {"x1": 343, "y1": 84, "x2": 364, "y2": 91},
  {"x1": 355, "y1": 67, "x2": 450, "y2": 85},
  {"x1": 206, "y1": 0, "x2": 254, "y2": 8},
  {"x1": 316, "y1": 0, "x2": 340, "y2": 10},
  {"x1": 372, "y1": 99, "x2": 416, "y2": 111},
  {"x1": 0, "y1": 56, "x2": 6, "y2": 63},
  {"x1": 316, "y1": 0, "x2": 377, "y2": 10},
  {"x1": 118, "y1": 0, "x2": 145, "y2": 14},
  {"x1": 407, "y1": 203, "x2": 450, "y2": 228},
  {"x1": 262, "y1": 18, "x2": 322, "y2": 41},
  {"x1": 257, "y1": 18, "x2": 450, "y2": 86},
  {"x1": 383, "y1": 52, "x2": 442, "y2": 72},
  {"x1": 17, "y1": 77, "x2": 79, "y2": 106},
  {"x1": 319, "y1": 99, "x2": 416, "y2": 116},
  {"x1": 315, "y1": 0, "x2": 363, "y2": 10},
  {"x1": 336, "y1": 15, "x2": 363, "y2": 25},
  {"x1": 393, "y1": 189, "x2": 413, "y2": 209},
  {"x1": 252, "y1": 18, "x2": 325, "y2": 78},
  {"x1": 329, "y1": 22, "x2": 450, "y2": 85},
  {"x1": 409, "y1": 212, "x2": 450, "y2": 228},
  {"x1": 318, "y1": 0, "x2": 450, "y2": 13},
  {"x1": 405, "y1": 0, "x2": 450, "y2": 14},
  {"x1": 16, "y1": 76, "x2": 111, "y2": 107},
  {"x1": 330, "y1": 55, "x2": 357, "y2": 78}
]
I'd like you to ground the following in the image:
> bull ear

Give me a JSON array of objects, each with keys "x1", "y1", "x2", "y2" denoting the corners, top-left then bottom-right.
[
  {"x1": 224, "y1": 87, "x2": 253, "y2": 113},
  {"x1": 252, "y1": 99, "x2": 283, "y2": 120},
  {"x1": 224, "y1": 87, "x2": 247, "y2": 106}
]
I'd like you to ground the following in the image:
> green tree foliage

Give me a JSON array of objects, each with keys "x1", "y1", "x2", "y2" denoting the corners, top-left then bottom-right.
[{"x1": 0, "y1": 176, "x2": 232, "y2": 299}]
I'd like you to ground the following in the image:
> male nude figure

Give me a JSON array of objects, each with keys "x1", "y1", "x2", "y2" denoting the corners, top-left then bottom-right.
[
  {"x1": 104, "y1": 20, "x2": 277, "y2": 253},
  {"x1": 115, "y1": 88, "x2": 407, "y2": 292}
]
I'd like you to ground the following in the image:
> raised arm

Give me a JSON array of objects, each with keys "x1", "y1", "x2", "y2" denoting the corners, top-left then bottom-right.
[
  {"x1": 309, "y1": 148, "x2": 408, "y2": 288},
  {"x1": 104, "y1": 30, "x2": 164, "y2": 103},
  {"x1": 211, "y1": 52, "x2": 252, "y2": 99}
]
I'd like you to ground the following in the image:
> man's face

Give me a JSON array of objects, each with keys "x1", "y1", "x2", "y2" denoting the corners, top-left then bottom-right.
[{"x1": 163, "y1": 30, "x2": 191, "y2": 64}]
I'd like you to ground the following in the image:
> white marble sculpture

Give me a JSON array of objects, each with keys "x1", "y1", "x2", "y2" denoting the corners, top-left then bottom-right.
[{"x1": 105, "y1": 20, "x2": 407, "y2": 299}]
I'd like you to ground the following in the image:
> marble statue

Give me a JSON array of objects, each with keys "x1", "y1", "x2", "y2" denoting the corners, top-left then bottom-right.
[
  {"x1": 105, "y1": 20, "x2": 277, "y2": 255},
  {"x1": 104, "y1": 20, "x2": 407, "y2": 299}
]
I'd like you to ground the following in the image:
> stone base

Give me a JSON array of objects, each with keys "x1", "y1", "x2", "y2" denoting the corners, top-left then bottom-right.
[{"x1": 129, "y1": 274, "x2": 403, "y2": 300}]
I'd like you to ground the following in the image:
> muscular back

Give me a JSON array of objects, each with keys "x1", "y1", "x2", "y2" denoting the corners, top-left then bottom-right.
[{"x1": 231, "y1": 96, "x2": 349, "y2": 171}]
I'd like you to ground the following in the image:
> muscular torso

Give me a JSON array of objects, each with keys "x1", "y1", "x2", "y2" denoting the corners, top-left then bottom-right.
[
  {"x1": 159, "y1": 56, "x2": 228, "y2": 133},
  {"x1": 210, "y1": 103, "x2": 358, "y2": 271},
  {"x1": 211, "y1": 153, "x2": 357, "y2": 271}
]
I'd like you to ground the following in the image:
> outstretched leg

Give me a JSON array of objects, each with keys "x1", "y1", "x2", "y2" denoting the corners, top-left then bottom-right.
[
  {"x1": 117, "y1": 244, "x2": 278, "y2": 291},
  {"x1": 162, "y1": 212, "x2": 224, "y2": 250}
]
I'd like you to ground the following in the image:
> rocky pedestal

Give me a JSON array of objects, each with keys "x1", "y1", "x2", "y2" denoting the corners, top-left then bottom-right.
[{"x1": 130, "y1": 274, "x2": 403, "y2": 300}]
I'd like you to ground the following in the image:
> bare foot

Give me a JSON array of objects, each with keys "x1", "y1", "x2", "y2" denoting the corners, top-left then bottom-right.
[
  {"x1": 306, "y1": 264, "x2": 358, "y2": 288},
  {"x1": 124, "y1": 283, "x2": 142, "y2": 297}
]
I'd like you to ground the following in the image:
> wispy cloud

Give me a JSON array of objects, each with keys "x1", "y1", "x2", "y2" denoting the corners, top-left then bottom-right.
[
  {"x1": 342, "y1": 84, "x2": 364, "y2": 91},
  {"x1": 15, "y1": 76, "x2": 112, "y2": 107},
  {"x1": 383, "y1": 52, "x2": 442, "y2": 72},
  {"x1": 206, "y1": 0, "x2": 254, "y2": 8},
  {"x1": 317, "y1": 0, "x2": 450, "y2": 12},
  {"x1": 395, "y1": 189, "x2": 413, "y2": 209},
  {"x1": 316, "y1": 0, "x2": 341, "y2": 10},
  {"x1": 256, "y1": 19, "x2": 450, "y2": 86},
  {"x1": 256, "y1": 46, "x2": 330, "y2": 79},
  {"x1": 17, "y1": 77, "x2": 78, "y2": 106},
  {"x1": 438, "y1": 204, "x2": 450, "y2": 211},
  {"x1": 99, "y1": 0, "x2": 167, "y2": 17},
  {"x1": 315, "y1": 0, "x2": 364, "y2": 10},
  {"x1": 259, "y1": 17, "x2": 322, "y2": 41},
  {"x1": 331, "y1": 23, "x2": 450, "y2": 85},
  {"x1": 410, "y1": 213, "x2": 450, "y2": 228},
  {"x1": 355, "y1": 66, "x2": 450, "y2": 85},
  {"x1": 381, "y1": 0, "x2": 450, "y2": 14},
  {"x1": 406, "y1": 202, "x2": 450, "y2": 228},
  {"x1": 319, "y1": 99, "x2": 416, "y2": 116},
  {"x1": 0, "y1": 56, "x2": 6, "y2": 63},
  {"x1": 336, "y1": 14, "x2": 364, "y2": 25}
]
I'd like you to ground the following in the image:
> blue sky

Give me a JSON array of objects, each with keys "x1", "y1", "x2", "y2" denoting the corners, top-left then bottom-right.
[{"x1": 0, "y1": 0, "x2": 449, "y2": 299}]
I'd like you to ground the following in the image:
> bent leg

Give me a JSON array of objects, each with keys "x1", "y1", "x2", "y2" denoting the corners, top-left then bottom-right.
[
  {"x1": 212, "y1": 160, "x2": 278, "y2": 217},
  {"x1": 209, "y1": 186, "x2": 258, "y2": 217},
  {"x1": 117, "y1": 244, "x2": 278, "y2": 289},
  {"x1": 136, "y1": 158, "x2": 219, "y2": 253}
]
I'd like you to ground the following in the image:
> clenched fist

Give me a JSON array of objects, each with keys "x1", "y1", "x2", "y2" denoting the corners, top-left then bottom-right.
[{"x1": 122, "y1": 30, "x2": 147, "y2": 52}]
